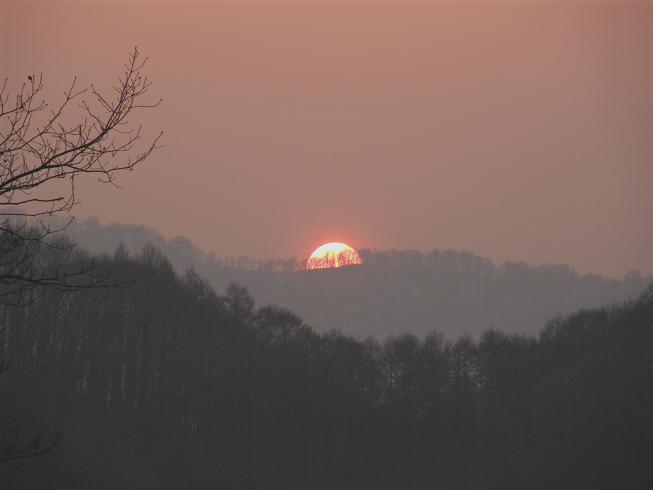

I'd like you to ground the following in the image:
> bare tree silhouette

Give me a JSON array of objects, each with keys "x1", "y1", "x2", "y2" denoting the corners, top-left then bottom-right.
[
  {"x1": 0, "y1": 47, "x2": 161, "y2": 304},
  {"x1": 0, "y1": 419, "x2": 62, "y2": 471},
  {"x1": 0, "y1": 48, "x2": 160, "y2": 467}
]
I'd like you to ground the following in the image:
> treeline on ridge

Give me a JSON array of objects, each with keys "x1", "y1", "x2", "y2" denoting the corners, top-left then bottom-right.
[
  {"x1": 62, "y1": 217, "x2": 650, "y2": 338},
  {"x1": 1, "y1": 243, "x2": 652, "y2": 489}
]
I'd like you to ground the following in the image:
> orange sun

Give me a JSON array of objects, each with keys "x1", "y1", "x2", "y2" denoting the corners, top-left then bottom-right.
[{"x1": 306, "y1": 242, "x2": 363, "y2": 270}]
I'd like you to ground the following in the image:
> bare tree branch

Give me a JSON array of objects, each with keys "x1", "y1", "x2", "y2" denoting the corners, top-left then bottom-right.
[
  {"x1": 0, "y1": 47, "x2": 161, "y2": 217},
  {"x1": 0, "y1": 47, "x2": 161, "y2": 302},
  {"x1": 0, "y1": 421, "x2": 63, "y2": 470}
]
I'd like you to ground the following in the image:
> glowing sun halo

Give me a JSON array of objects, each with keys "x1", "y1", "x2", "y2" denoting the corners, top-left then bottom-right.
[{"x1": 306, "y1": 242, "x2": 363, "y2": 270}]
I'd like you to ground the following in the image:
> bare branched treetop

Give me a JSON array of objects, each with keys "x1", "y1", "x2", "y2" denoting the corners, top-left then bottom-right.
[
  {"x1": 0, "y1": 47, "x2": 162, "y2": 218},
  {"x1": 0, "y1": 48, "x2": 161, "y2": 305},
  {"x1": 0, "y1": 419, "x2": 62, "y2": 471}
]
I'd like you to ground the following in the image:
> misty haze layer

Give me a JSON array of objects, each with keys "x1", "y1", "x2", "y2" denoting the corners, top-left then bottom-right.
[{"x1": 63, "y1": 218, "x2": 650, "y2": 338}]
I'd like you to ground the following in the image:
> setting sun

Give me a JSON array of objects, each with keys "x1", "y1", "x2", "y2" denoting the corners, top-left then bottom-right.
[{"x1": 306, "y1": 242, "x2": 362, "y2": 270}]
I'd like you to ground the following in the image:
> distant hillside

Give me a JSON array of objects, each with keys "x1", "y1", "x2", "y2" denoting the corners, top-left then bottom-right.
[{"x1": 63, "y1": 217, "x2": 650, "y2": 338}]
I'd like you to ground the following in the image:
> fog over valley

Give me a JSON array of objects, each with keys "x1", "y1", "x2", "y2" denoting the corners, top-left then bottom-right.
[{"x1": 61, "y1": 217, "x2": 650, "y2": 338}]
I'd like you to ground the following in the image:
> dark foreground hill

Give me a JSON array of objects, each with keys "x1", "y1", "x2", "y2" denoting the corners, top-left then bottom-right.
[
  {"x1": 64, "y1": 217, "x2": 649, "y2": 337},
  {"x1": 1, "y1": 245, "x2": 652, "y2": 489}
]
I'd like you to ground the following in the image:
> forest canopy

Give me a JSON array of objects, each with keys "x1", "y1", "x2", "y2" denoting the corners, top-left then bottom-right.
[{"x1": 1, "y1": 240, "x2": 652, "y2": 489}]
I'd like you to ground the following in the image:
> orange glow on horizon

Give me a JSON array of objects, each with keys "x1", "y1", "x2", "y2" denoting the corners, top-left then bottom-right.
[{"x1": 306, "y1": 242, "x2": 362, "y2": 270}]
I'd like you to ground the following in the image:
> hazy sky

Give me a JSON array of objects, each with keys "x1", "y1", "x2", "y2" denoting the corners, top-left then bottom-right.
[{"x1": 3, "y1": 1, "x2": 652, "y2": 277}]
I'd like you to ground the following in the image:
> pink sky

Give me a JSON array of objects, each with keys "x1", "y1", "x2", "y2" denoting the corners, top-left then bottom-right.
[{"x1": 3, "y1": 1, "x2": 653, "y2": 277}]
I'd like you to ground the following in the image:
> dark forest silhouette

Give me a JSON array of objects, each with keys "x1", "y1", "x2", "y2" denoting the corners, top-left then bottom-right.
[{"x1": 1, "y1": 242, "x2": 652, "y2": 489}]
